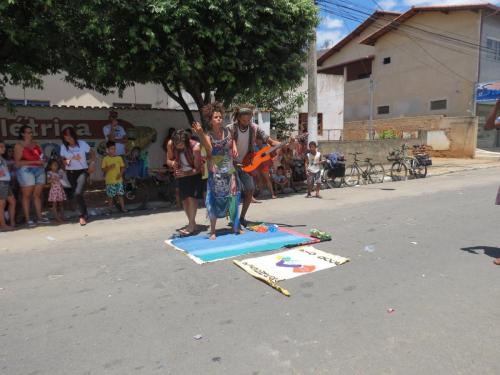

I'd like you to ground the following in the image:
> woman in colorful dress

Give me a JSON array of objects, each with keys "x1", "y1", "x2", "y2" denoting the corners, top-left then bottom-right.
[{"x1": 192, "y1": 103, "x2": 242, "y2": 240}]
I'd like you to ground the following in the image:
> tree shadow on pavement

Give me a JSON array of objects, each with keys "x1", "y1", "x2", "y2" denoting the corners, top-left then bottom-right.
[{"x1": 461, "y1": 246, "x2": 500, "y2": 260}]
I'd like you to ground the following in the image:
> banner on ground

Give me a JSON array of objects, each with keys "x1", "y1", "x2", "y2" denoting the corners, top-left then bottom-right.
[{"x1": 234, "y1": 246, "x2": 349, "y2": 296}]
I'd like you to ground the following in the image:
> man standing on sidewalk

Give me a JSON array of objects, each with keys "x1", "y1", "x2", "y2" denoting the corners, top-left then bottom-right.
[
  {"x1": 485, "y1": 99, "x2": 500, "y2": 266},
  {"x1": 227, "y1": 105, "x2": 279, "y2": 227},
  {"x1": 103, "y1": 111, "x2": 128, "y2": 157}
]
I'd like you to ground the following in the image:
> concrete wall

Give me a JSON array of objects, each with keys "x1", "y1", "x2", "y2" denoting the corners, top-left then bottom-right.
[
  {"x1": 342, "y1": 115, "x2": 478, "y2": 158},
  {"x1": 0, "y1": 106, "x2": 197, "y2": 180},
  {"x1": 4, "y1": 73, "x2": 198, "y2": 110},
  {"x1": 319, "y1": 139, "x2": 410, "y2": 165},
  {"x1": 292, "y1": 73, "x2": 344, "y2": 141},
  {"x1": 479, "y1": 11, "x2": 500, "y2": 83},
  {"x1": 319, "y1": 15, "x2": 398, "y2": 68},
  {"x1": 371, "y1": 11, "x2": 480, "y2": 120}
]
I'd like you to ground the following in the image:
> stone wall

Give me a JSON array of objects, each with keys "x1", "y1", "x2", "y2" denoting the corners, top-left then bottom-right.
[{"x1": 342, "y1": 116, "x2": 478, "y2": 158}]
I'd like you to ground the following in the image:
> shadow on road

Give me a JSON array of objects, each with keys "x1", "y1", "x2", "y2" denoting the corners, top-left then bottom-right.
[{"x1": 461, "y1": 246, "x2": 500, "y2": 260}]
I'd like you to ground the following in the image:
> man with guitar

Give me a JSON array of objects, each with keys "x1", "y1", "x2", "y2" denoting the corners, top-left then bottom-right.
[{"x1": 228, "y1": 105, "x2": 280, "y2": 227}]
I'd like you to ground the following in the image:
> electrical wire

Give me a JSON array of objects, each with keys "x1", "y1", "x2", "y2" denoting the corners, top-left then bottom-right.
[{"x1": 318, "y1": 0, "x2": 497, "y2": 54}]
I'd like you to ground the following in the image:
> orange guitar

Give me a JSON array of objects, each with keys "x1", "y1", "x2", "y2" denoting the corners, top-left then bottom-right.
[{"x1": 241, "y1": 133, "x2": 308, "y2": 173}]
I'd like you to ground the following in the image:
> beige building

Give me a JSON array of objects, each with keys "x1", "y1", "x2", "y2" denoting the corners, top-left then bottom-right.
[{"x1": 317, "y1": 4, "x2": 500, "y2": 125}]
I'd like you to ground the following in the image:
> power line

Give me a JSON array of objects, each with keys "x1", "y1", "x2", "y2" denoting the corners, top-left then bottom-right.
[{"x1": 318, "y1": 0, "x2": 497, "y2": 54}]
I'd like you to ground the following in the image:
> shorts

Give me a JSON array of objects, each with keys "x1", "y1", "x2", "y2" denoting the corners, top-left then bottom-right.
[
  {"x1": 236, "y1": 167, "x2": 255, "y2": 192},
  {"x1": 307, "y1": 171, "x2": 321, "y2": 186},
  {"x1": 177, "y1": 174, "x2": 202, "y2": 200},
  {"x1": 0, "y1": 181, "x2": 13, "y2": 200},
  {"x1": 17, "y1": 166, "x2": 46, "y2": 187},
  {"x1": 200, "y1": 178, "x2": 208, "y2": 193},
  {"x1": 106, "y1": 182, "x2": 125, "y2": 198}
]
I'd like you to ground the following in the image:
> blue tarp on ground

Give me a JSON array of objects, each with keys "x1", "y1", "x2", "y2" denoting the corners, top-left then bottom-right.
[{"x1": 167, "y1": 228, "x2": 316, "y2": 264}]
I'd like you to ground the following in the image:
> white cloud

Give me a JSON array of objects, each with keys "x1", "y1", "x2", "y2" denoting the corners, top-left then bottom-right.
[
  {"x1": 379, "y1": 0, "x2": 398, "y2": 10},
  {"x1": 321, "y1": 16, "x2": 344, "y2": 29},
  {"x1": 316, "y1": 30, "x2": 345, "y2": 49}
]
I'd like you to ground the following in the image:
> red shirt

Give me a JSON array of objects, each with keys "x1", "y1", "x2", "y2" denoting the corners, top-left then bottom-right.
[{"x1": 22, "y1": 145, "x2": 43, "y2": 166}]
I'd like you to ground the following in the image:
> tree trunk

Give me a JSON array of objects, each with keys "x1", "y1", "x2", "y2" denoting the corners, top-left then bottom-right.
[{"x1": 162, "y1": 83, "x2": 195, "y2": 126}]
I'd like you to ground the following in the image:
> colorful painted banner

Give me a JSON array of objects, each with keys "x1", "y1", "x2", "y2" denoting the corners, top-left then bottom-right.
[
  {"x1": 234, "y1": 246, "x2": 349, "y2": 296},
  {"x1": 476, "y1": 81, "x2": 500, "y2": 103}
]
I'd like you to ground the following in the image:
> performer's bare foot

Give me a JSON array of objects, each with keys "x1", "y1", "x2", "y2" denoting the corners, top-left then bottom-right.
[
  {"x1": 494, "y1": 258, "x2": 500, "y2": 265},
  {"x1": 272, "y1": 195, "x2": 277, "y2": 199},
  {"x1": 209, "y1": 233, "x2": 216, "y2": 240},
  {"x1": 234, "y1": 228, "x2": 245, "y2": 235}
]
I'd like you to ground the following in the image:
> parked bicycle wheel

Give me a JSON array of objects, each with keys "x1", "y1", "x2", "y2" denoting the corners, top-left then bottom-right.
[
  {"x1": 412, "y1": 159, "x2": 427, "y2": 178},
  {"x1": 390, "y1": 162, "x2": 408, "y2": 181},
  {"x1": 368, "y1": 164, "x2": 385, "y2": 184},
  {"x1": 344, "y1": 165, "x2": 360, "y2": 186}
]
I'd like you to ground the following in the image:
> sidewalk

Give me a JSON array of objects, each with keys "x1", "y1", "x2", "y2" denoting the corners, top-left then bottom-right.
[
  {"x1": 31, "y1": 157, "x2": 500, "y2": 222},
  {"x1": 428, "y1": 157, "x2": 500, "y2": 176}
]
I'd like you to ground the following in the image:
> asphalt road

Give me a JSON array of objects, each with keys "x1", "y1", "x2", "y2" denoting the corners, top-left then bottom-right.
[{"x1": 1, "y1": 168, "x2": 500, "y2": 375}]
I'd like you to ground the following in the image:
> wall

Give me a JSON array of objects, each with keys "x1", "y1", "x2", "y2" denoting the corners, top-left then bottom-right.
[
  {"x1": 0, "y1": 106, "x2": 197, "y2": 180},
  {"x1": 319, "y1": 15, "x2": 398, "y2": 68},
  {"x1": 319, "y1": 139, "x2": 410, "y2": 165},
  {"x1": 371, "y1": 11, "x2": 480, "y2": 119},
  {"x1": 294, "y1": 73, "x2": 344, "y2": 141},
  {"x1": 4, "y1": 73, "x2": 198, "y2": 110},
  {"x1": 479, "y1": 10, "x2": 500, "y2": 83},
  {"x1": 342, "y1": 115, "x2": 478, "y2": 158}
]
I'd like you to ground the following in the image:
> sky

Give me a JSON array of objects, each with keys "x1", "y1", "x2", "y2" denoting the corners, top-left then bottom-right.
[{"x1": 316, "y1": 0, "x2": 500, "y2": 50}]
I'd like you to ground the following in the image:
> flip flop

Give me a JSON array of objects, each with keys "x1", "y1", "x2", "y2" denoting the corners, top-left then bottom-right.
[
  {"x1": 178, "y1": 228, "x2": 192, "y2": 236},
  {"x1": 493, "y1": 259, "x2": 500, "y2": 266}
]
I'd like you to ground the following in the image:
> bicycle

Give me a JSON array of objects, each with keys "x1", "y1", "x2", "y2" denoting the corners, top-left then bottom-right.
[
  {"x1": 389, "y1": 144, "x2": 428, "y2": 181},
  {"x1": 343, "y1": 152, "x2": 385, "y2": 187}
]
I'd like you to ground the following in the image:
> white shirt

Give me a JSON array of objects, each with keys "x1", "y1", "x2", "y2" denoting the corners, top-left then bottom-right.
[
  {"x1": 0, "y1": 157, "x2": 10, "y2": 181},
  {"x1": 103, "y1": 124, "x2": 127, "y2": 156},
  {"x1": 179, "y1": 152, "x2": 192, "y2": 171},
  {"x1": 60, "y1": 140, "x2": 91, "y2": 170},
  {"x1": 307, "y1": 151, "x2": 322, "y2": 174},
  {"x1": 235, "y1": 126, "x2": 250, "y2": 163}
]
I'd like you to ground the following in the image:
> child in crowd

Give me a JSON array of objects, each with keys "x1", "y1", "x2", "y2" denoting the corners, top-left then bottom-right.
[
  {"x1": 272, "y1": 165, "x2": 289, "y2": 194},
  {"x1": 47, "y1": 159, "x2": 67, "y2": 223},
  {"x1": 101, "y1": 141, "x2": 127, "y2": 213},
  {"x1": 305, "y1": 141, "x2": 323, "y2": 199},
  {"x1": 0, "y1": 142, "x2": 16, "y2": 230},
  {"x1": 254, "y1": 136, "x2": 276, "y2": 199}
]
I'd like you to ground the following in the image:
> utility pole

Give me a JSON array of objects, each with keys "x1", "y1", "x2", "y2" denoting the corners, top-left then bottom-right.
[
  {"x1": 368, "y1": 76, "x2": 374, "y2": 140},
  {"x1": 307, "y1": 2, "x2": 318, "y2": 145}
]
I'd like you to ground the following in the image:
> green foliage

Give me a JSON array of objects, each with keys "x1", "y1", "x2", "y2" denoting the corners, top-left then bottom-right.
[
  {"x1": 0, "y1": 0, "x2": 62, "y2": 102},
  {"x1": 235, "y1": 85, "x2": 306, "y2": 140},
  {"x1": 379, "y1": 129, "x2": 397, "y2": 139}
]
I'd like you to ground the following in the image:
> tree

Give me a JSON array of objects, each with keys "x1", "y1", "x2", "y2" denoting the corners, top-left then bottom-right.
[
  {"x1": 235, "y1": 86, "x2": 306, "y2": 140},
  {"x1": 0, "y1": 1, "x2": 62, "y2": 104},
  {"x1": 58, "y1": 0, "x2": 318, "y2": 125}
]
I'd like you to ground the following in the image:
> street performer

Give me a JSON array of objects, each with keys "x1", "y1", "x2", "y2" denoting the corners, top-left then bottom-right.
[{"x1": 227, "y1": 105, "x2": 279, "y2": 227}]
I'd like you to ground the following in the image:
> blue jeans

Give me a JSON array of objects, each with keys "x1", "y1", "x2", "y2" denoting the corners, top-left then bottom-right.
[{"x1": 17, "y1": 166, "x2": 46, "y2": 187}]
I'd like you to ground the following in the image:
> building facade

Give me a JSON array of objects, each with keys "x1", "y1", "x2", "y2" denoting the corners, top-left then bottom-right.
[{"x1": 318, "y1": 4, "x2": 500, "y2": 130}]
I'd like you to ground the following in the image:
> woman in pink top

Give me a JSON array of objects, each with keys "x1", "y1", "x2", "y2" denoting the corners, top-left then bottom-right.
[{"x1": 14, "y1": 125, "x2": 48, "y2": 227}]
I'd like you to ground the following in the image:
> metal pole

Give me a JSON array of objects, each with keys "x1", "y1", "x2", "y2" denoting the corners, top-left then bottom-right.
[
  {"x1": 307, "y1": 4, "x2": 318, "y2": 145},
  {"x1": 369, "y1": 76, "x2": 374, "y2": 140}
]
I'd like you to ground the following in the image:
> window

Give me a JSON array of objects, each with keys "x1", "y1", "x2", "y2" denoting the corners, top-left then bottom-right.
[
  {"x1": 9, "y1": 99, "x2": 50, "y2": 107},
  {"x1": 377, "y1": 106, "x2": 390, "y2": 115},
  {"x1": 112, "y1": 102, "x2": 152, "y2": 109},
  {"x1": 383, "y1": 57, "x2": 391, "y2": 65},
  {"x1": 486, "y1": 38, "x2": 500, "y2": 61},
  {"x1": 298, "y1": 113, "x2": 323, "y2": 136},
  {"x1": 430, "y1": 99, "x2": 447, "y2": 111}
]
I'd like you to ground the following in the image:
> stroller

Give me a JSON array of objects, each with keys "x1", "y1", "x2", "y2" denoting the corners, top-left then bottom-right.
[{"x1": 322, "y1": 152, "x2": 346, "y2": 188}]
